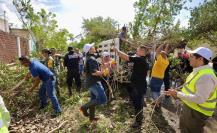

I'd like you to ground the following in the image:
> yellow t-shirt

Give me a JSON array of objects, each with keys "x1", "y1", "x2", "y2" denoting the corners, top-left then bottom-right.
[
  {"x1": 102, "y1": 59, "x2": 117, "y2": 77},
  {"x1": 47, "y1": 58, "x2": 54, "y2": 69},
  {"x1": 151, "y1": 54, "x2": 169, "y2": 79}
]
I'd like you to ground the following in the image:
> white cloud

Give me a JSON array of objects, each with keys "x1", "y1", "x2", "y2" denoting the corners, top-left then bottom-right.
[
  {"x1": 0, "y1": 1, "x2": 22, "y2": 28},
  {"x1": 1, "y1": 0, "x2": 136, "y2": 35},
  {"x1": 56, "y1": 0, "x2": 136, "y2": 35},
  {"x1": 0, "y1": 0, "x2": 53, "y2": 28},
  {"x1": 175, "y1": 10, "x2": 190, "y2": 28},
  {"x1": 1, "y1": 0, "x2": 204, "y2": 36}
]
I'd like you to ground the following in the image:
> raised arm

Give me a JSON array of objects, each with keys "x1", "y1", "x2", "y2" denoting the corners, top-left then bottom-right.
[
  {"x1": 164, "y1": 44, "x2": 170, "y2": 54},
  {"x1": 113, "y1": 48, "x2": 129, "y2": 61},
  {"x1": 156, "y1": 43, "x2": 164, "y2": 56}
]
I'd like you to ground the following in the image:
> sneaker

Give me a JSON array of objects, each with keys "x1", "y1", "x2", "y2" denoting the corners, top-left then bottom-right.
[{"x1": 79, "y1": 106, "x2": 89, "y2": 117}]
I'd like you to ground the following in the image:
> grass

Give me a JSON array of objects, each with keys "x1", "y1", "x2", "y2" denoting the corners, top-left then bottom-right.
[{"x1": 1, "y1": 63, "x2": 176, "y2": 132}]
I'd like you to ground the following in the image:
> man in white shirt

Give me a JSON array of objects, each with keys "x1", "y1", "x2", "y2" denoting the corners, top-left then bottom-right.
[{"x1": 165, "y1": 47, "x2": 217, "y2": 133}]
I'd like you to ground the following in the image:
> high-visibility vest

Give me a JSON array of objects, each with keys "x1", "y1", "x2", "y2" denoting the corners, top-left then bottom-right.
[
  {"x1": 0, "y1": 96, "x2": 10, "y2": 133},
  {"x1": 0, "y1": 113, "x2": 9, "y2": 133},
  {"x1": 181, "y1": 68, "x2": 217, "y2": 116}
]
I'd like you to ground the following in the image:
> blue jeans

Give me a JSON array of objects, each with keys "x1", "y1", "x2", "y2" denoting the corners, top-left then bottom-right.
[
  {"x1": 39, "y1": 78, "x2": 61, "y2": 112},
  {"x1": 150, "y1": 77, "x2": 163, "y2": 100},
  {"x1": 89, "y1": 82, "x2": 107, "y2": 105},
  {"x1": 79, "y1": 65, "x2": 84, "y2": 75}
]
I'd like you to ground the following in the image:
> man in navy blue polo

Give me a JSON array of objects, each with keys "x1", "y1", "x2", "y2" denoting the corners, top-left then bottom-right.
[{"x1": 19, "y1": 56, "x2": 61, "y2": 115}]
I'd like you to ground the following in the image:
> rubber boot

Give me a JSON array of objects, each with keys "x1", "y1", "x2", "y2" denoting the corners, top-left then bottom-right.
[
  {"x1": 89, "y1": 106, "x2": 99, "y2": 122},
  {"x1": 68, "y1": 86, "x2": 72, "y2": 96},
  {"x1": 80, "y1": 106, "x2": 89, "y2": 117}
]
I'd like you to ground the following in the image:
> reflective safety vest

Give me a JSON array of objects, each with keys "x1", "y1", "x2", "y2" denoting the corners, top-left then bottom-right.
[
  {"x1": 0, "y1": 113, "x2": 9, "y2": 133},
  {"x1": 181, "y1": 68, "x2": 217, "y2": 116},
  {"x1": 0, "y1": 96, "x2": 10, "y2": 133}
]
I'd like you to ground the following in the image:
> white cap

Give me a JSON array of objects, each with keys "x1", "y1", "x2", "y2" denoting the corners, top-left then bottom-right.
[
  {"x1": 102, "y1": 52, "x2": 110, "y2": 57},
  {"x1": 187, "y1": 47, "x2": 212, "y2": 60},
  {"x1": 83, "y1": 43, "x2": 94, "y2": 54}
]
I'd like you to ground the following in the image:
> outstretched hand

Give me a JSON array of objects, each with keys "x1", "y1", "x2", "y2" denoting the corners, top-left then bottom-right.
[{"x1": 164, "y1": 89, "x2": 178, "y2": 99}]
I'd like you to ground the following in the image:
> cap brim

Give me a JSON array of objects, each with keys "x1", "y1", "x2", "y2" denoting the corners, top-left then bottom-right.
[{"x1": 186, "y1": 50, "x2": 196, "y2": 54}]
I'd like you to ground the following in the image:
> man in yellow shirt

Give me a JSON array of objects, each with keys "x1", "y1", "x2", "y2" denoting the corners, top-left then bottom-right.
[{"x1": 150, "y1": 44, "x2": 169, "y2": 110}]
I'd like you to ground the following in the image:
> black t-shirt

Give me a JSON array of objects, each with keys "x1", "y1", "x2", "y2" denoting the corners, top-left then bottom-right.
[
  {"x1": 85, "y1": 54, "x2": 101, "y2": 87},
  {"x1": 64, "y1": 51, "x2": 80, "y2": 71},
  {"x1": 129, "y1": 56, "x2": 149, "y2": 83}
]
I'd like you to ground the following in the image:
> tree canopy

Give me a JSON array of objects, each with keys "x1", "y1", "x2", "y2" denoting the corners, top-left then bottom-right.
[
  {"x1": 130, "y1": 0, "x2": 187, "y2": 40},
  {"x1": 188, "y1": 0, "x2": 217, "y2": 47},
  {"x1": 72, "y1": 16, "x2": 118, "y2": 49}
]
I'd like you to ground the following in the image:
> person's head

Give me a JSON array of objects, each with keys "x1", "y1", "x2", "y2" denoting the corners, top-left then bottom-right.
[
  {"x1": 68, "y1": 46, "x2": 73, "y2": 52},
  {"x1": 41, "y1": 48, "x2": 51, "y2": 58},
  {"x1": 188, "y1": 47, "x2": 212, "y2": 68},
  {"x1": 19, "y1": 56, "x2": 31, "y2": 67},
  {"x1": 122, "y1": 26, "x2": 127, "y2": 32},
  {"x1": 83, "y1": 43, "x2": 95, "y2": 55},
  {"x1": 102, "y1": 52, "x2": 110, "y2": 62},
  {"x1": 75, "y1": 48, "x2": 80, "y2": 53},
  {"x1": 50, "y1": 48, "x2": 56, "y2": 55},
  {"x1": 136, "y1": 45, "x2": 146, "y2": 56},
  {"x1": 178, "y1": 52, "x2": 182, "y2": 58}
]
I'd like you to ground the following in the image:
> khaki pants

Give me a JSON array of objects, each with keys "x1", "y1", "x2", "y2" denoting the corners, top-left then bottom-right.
[{"x1": 180, "y1": 104, "x2": 209, "y2": 133}]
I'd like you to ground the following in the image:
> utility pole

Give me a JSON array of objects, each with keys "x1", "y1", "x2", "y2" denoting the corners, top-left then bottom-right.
[{"x1": 4, "y1": 11, "x2": 7, "y2": 32}]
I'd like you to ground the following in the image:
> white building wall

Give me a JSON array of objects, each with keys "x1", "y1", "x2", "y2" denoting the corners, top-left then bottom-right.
[{"x1": 0, "y1": 18, "x2": 9, "y2": 32}]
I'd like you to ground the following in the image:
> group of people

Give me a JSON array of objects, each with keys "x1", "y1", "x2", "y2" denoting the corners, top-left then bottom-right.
[
  {"x1": 115, "y1": 44, "x2": 217, "y2": 132},
  {"x1": 0, "y1": 28, "x2": 215, "y2": 132}
]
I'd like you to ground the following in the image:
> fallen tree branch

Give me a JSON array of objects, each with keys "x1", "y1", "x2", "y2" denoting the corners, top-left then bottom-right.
[
  {"x1": 9, "y1": 78, "x2": 26, "y2": 92},
  {"x1": 48, "y1": 120, "x2": 68, "y2": 133}
]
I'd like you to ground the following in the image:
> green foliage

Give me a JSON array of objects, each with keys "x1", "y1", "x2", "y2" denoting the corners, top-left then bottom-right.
[
  {"x1": 130, "y1": 0, "x2": 187, "y2": 40},
  {"x1": 13, "y1": 0, "x2": 73, "y2": 52},
  {"x1": 72, "y1": 16, "x2": 118, "y2": 48},
  {"x1": 160, "y1": 20, "x2": 187, "y2": 46},
  {"x1": 189, "y1": 0, "x2": 217, "y2": 47},
  {"x1": 72, "y1": 35, "x2": 96, "y2": 49},
  {"x1": 45, "y1": 28, "x2": 72, "y2": 50},
  {"x1": 0, "y1": 63, "x2": 28, "y2": 90}
]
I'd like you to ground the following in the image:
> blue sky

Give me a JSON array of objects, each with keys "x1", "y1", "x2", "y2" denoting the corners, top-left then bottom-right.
[{"x1": 0, "y1": 0, "x2": 205, "y2": 36}]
